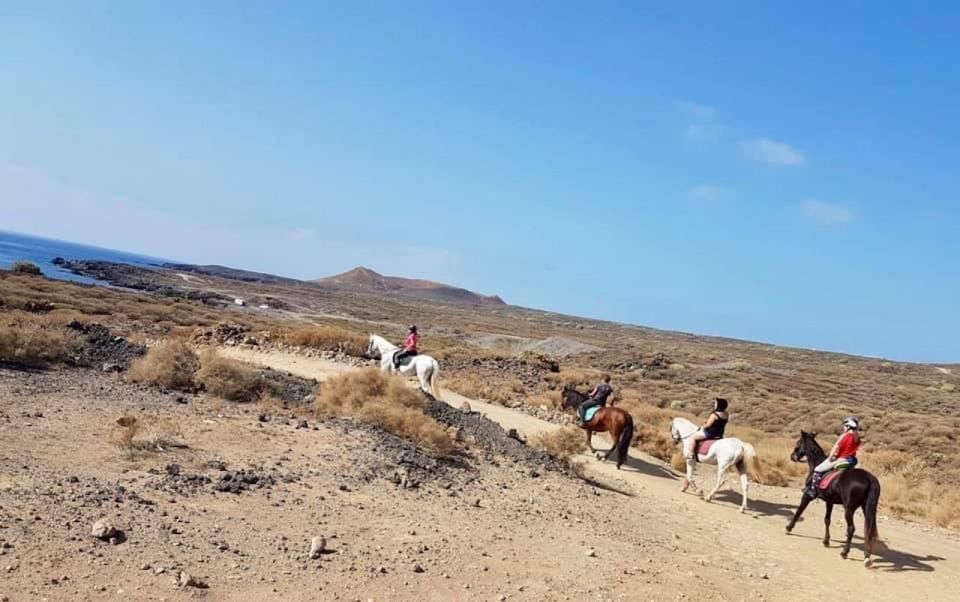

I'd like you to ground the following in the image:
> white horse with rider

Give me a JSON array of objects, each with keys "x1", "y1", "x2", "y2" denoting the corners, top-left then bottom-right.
[
  {"x1": 670, "y1": 414, "x2": 761, "y2": 513},
  {"x1": 366, "y1": 333, "x2": 441, "y2": 399}
]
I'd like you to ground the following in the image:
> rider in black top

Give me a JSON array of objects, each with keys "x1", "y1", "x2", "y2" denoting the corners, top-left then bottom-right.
[{"x1": 578, "y1": 375, "x2": 614, "y2": 425}]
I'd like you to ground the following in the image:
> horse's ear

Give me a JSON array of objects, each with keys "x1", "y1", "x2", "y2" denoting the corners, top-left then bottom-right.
[{"x1": 810, "y1": 431, "x2": 818, "y2": 439}]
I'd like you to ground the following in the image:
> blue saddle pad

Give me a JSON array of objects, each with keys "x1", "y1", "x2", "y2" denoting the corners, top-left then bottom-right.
[{"x1": 583, "y1": 406, "x2": 600, "y2": 422}]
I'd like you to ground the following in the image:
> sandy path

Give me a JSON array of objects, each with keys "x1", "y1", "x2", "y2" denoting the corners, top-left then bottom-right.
[{"x1": 221, "y1": 347, "x2": 959, "y2": 601}]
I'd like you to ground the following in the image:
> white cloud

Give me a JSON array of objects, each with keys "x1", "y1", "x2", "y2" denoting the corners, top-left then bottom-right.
[
  {"x1": 677, "y1": 101, "x2": 716, "y2": 120},
  {"x1": 0, "y1": 162, "x2": 461, "y2": 281},
  {"x1": 801, "y1": 199, "x2": 856, "y2": 226},
  {"x1": 677, "y1": 101, "x2": 725, "y2": 141},
  {"x1": 740, "y1": 138, "x2": 807, "y2": 166},
  {"x1": 688, "y1": 184, "x2": 729, "y2": 202}
]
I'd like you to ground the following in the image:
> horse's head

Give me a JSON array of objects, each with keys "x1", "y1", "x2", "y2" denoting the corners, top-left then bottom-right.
[
  {"x1": 791, "y1": 430, "x2": 819, "y2": 462},
  {"x1": 559, "y1": 385, "x2": 584, "y2": 409}
]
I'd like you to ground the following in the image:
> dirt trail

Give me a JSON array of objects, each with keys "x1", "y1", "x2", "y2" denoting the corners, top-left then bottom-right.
[{"x1": 220, "y1": 347, "x2": 959, "y2": 601}]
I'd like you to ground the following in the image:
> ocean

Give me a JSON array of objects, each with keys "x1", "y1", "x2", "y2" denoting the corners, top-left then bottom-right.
[{"x1": 0, "y1": 230, "x2": 169, "y2": 285}]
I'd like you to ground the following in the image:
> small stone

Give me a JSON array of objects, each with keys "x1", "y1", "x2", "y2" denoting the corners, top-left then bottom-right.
[
  {"x1": 586, "y1": 549, "x2": 596, "y2": 558},
  {"x1": 177, "y1": 571, "x2": 208, "y2": 589},
  {"x1": 459, "y1": 401, "x2": 472, "y2": 413},
  {"x1": 413, "y1": 564, "x2": 425, "y2": 573},
  {"x1": 140, "y1": 563, "x2": 151, "y2": 571},
  {"x1": 309, "y1": 536, "x2": 326, "y2": 559},
  {"x1": 66, "y1": 476, "x2": 79, "y2": 484},
  {"x1": 90, "y1": 519, "x2": 120, "y2": 541}
]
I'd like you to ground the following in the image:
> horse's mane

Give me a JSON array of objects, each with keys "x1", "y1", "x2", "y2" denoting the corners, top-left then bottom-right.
[
  {"x1": 799, "y1": 432, "x2": 828, "y2": 463},
  {"x1": 369, "y1": 333, "x2": 397, "y2": 350},
  {"x1": 672, "y1": 416, "x2": 698, "y2": 436}
]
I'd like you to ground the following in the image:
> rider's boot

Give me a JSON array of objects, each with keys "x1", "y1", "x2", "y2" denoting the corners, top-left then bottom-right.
[{"x1": 805, "y1": 473, "x2": 821, "y2": 497}]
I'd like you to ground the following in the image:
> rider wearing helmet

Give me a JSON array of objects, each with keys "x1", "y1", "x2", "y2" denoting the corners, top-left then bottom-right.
[
  {"x1": 684, "y1": 398, "x2": 729, "y2": 460},
  {"x1": 577, "y1": 375, "x2": 614, "y2": 426},
  {"x1": 806, "y1": 416, "x2": 861, "y2": 496},
  {"x1": 393, "y1": 325, "x2": 419, "y2": 370}
]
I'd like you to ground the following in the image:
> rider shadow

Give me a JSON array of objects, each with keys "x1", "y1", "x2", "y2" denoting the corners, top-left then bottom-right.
[
  {"x1": 575, "y1": 474, "x2": 635, "y2": 497},
  {"x1": 713, "y1": 490, "x2": 796, "y2": 518}
]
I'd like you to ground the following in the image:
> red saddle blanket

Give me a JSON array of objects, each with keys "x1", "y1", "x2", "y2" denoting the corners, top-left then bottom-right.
[
  {"x1": 820, "y1": 470, "x2": 846, "y2": 490},
  {"x1": 695, "y1": 439, "x2": 718, "y2": 455}
]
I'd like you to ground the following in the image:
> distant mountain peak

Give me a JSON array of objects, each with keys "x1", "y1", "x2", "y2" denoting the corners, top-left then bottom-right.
[{"x1": 314, "y1": 266, "x2": 505, "y2": 306}]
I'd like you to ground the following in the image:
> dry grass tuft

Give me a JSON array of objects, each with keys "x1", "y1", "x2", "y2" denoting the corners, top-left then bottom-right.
[
  {"x1": 314, "y1": 368, "x2": 452, "y2": 453},
  {"x1": 0, "y1": 311, "x2": 78, "y2": 367},
  {"x1": 112, "y1": 414, "x2": 186, "y2": 455},
  {"x1": 285, "y1": 325, "x2": 367, "y2": 356},
  {"x1": 446, "y1": 373, "x2": 516, "y2": 405},
  {"x1": 10, "y1": 260, "x2": 42, "y2": 275},
  {"x1": 196, "y1": 349, "x2": 263, "y2": 402},
  {"x1": 531, "y1": 427, "x2": 587, "y2": 462},
  {"x1": 127, "y1": 339, "x2": 199, "y2": 391}
]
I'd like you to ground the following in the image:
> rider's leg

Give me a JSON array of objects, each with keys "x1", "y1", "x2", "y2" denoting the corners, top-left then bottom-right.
[
  {"x1": 578, "y1": 399, "x2": 600, "y2": 425},
  {"x1": 685, "y1": 430, "x2": 706, "y2": 459},
  {"x1": 393, "y1": 350, "x2": 410, "y2": 369},
  {"x1": 807, "y1": 458, "x2": 837, "y2": 496}
]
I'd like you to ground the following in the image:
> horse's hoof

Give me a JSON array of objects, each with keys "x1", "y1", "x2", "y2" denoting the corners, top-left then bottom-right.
[
  {"x1": 739, "y1": 507, "x2": 745, "y2": 514},
  {"x1": 840, "y1": 551, "x2": 849, "y2": 559},
  {"x1": 595, "y1": 452, "x2": 603, "y2": 461},
  {"x1": 864, "y1": 558, "x2": 874, "y2": 569},
  {"x1": 822, "y1": 540, "x2": 830, "y2": 548}
]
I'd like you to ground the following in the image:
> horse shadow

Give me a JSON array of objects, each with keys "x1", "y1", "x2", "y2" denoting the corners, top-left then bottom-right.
[
  {"x1": 713, "y1": 490, "x2": 796, "y2": 518},
  {"x1": 575, "y1": 474, "x2": 635, "y2": 497},
  {"x1": 616, "y1": 454, "x2": 680, "y2": 481},
  {"x1": 869, "y1": 545, "x2": 944, "y2": 573}
]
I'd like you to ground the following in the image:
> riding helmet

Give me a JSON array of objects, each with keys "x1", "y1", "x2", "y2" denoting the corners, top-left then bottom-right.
[
  {"x1": 714, "y1": 398, "x2": 729, "y2": 411},
  {"x1": 408, "y1": 325, "x2": 418, "y2": 333},
  {"x1": 842, "y1": 416, "x2": 860, "y2": 430}
]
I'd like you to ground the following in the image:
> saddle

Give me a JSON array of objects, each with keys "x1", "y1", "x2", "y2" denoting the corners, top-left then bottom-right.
[
  {"x1": 819, "y1": 460, "x2": 857, "y2": 490},
  {"x1": 581, "y1": 406, "x2": 601, "y2": 423}
]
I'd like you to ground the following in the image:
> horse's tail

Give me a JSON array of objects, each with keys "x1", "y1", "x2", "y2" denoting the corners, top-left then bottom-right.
[
  {"x1": 428, "y1": 359, "x2": 441, "y2": 401},
  {"x1": 739, "y1": 441, "x2": 764, "y2": 482},
  {"x1": 616, "y1": 413, "x2": 634, "y2": 468},
  {"x1": 863, "y1": 473, "x2": 882, "y2": 554}
]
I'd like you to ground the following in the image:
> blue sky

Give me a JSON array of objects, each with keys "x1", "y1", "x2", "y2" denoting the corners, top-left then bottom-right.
[{"x1": 1, "y1": 2, "x2": 958, "y2": 362}]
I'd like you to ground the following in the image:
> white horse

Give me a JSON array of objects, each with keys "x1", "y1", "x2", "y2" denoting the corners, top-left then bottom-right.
[
  {"x1": 670, "y1": 417, "x2": 761, "y2": 513},
  {"x1": 366, "y1": 334, "x2": 441, "y2": 399}
]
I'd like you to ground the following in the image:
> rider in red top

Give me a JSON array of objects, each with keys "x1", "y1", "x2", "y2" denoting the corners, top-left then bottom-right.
[
  {"x1": 393, "y1": 325, "x2": 419, "y2": 370},
  {"x1": 807, "y1": 416, "x2": 861, "y2": 495}
]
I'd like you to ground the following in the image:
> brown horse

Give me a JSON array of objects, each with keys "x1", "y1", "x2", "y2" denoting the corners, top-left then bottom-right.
[
  {"x1": 559, "y1": 385, "x2": 634, "y2": 469},
  {"x1": 785, "y1": 431, "x2": 882, "y2": 567}
]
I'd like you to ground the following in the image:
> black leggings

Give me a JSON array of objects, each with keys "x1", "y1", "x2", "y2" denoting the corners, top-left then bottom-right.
[{"x1": 393, "y1": 349, "x2": 417, "y2": 367}]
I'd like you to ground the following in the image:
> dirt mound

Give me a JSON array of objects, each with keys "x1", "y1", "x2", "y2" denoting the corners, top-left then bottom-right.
[
  {"x1": 424, "y1": 401, "x2": 563, "y2": 471},
  {"x1": 443, "y1": 355, "x2": 557, "y2": 393},
  {"x1": 148, "y1": 465, "x2": 298, "y2": 496},
  {"x1": 66, "y1": 321, "x2": 146, "y2": 369},
  {"x1": 518, "y1": 336, "x2": 600, "y2": 358}
]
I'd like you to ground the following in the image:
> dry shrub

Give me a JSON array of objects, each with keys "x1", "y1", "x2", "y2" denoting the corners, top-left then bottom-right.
[
  {"x1": 285, "y1": 325, "x2": 367, "y2": 356},
  {"x1": 724, "y1": 360, "x2": 753, "y2": 372},
  {"x1": 446, "y1": 373, "x2": 514, "y2": 405},
  {"x1": 314, "y1": 368, "x2": 451, "y2": 453},
  {"x1": 196, "y1": 349, "x2": 263, "y2": 402},
  {"x1": 526, "y1": 390, "x2": 562, "y2": 410},
  {"x1": 10, "y1": 260, "x2": 42, "y2": 275},
  {"x1": 546, "y1": 368, "x2": 604, "y2": 388},
  {"x1": 0, "y1": 311, "x2": 78, "y2": 367},
  {"x1": 112, "y1": 414, "x2": 186, "y2": 454},
  {"x1": 531, "y1": 427, "x2": 587, "y2": 462},
  {"x1": 127, "y1": 339, "x2": 199, "y2": 391}
]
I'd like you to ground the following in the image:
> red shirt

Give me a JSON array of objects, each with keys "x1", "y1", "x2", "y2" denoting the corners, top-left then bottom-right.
[
  {"x1": 835, "y1": 431, "x2": 860, "y2": 458},
  {"x1": 403, "y1": 333, "x2": 418, "y2": 351}
]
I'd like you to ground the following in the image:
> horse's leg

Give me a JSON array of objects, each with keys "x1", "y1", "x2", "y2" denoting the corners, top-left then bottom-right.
[
  {"x1": 602, "y1": 424, "x2": 621, "y2": 462},
  {"x1": 822, "y1": 502, "x2": 834, "y2": 547},
  {"x1": 585, "y1": 430, "x2": 595, "y2": 452},
  {"x1": 681, "y1": 457, "x2": 696, "y2": 493},
  {"x1": 737, "y1": 461, "x2": 749, "y2": 513},
  {"x1": 841, "y1": 506, "x2": 856, "y2": 559},
  {"x1": 703, "y1": 458, "x2": 727, "y2": 503},
  {"x1": 786, "y1": 494, "x2": 814, "y2": 533}
]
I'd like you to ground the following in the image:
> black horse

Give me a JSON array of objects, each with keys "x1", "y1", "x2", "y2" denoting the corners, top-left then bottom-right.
[
  {"x1": 785, "y1": 431, "x2": 882, "y2": 567},
  {"x1": 559, "y1": 386, "x2": 634, "y2": 469}
]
